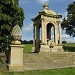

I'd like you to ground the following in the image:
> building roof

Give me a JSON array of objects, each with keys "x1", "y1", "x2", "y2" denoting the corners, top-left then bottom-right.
[{"x1": 32, "y1": 3, "x2": 62, "y2": 21}]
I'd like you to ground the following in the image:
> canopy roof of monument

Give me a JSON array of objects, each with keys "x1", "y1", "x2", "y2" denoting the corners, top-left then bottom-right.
[
  {"x1": 42, "y1": 3, "x2": 57, "y2": 15},
  {"x1": 32, "y1": 3, "x2": 62, "y2": 21}
]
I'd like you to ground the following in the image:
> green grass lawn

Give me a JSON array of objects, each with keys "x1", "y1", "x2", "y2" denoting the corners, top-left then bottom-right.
[
  {"x1": 23, "y1": 44, "x2": 32, "y2": 53},
  {"x1": 23, "y1": 43, "x2": 75, "y2": 53},
  {"x1": 63, "y1": 43, "x2": 75, "y2": 47},
  {"x1": 0, "y1": 67, "x2": 75, "y2": 75},
  {"x1": 63, "y1": 43, "x2": 75, "y2": 52}
]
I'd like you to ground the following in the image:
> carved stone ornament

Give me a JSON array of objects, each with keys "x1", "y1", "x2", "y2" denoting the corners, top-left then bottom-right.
[{"x1": 11, "y1": 25, "x2": 21, "y2": 44}]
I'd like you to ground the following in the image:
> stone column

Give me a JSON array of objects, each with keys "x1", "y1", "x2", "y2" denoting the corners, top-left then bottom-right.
[
  {"x1": 35, "y1": 25, "x2": 40, "y2": 53},
  {"x1": 41, "y1": 20, "x2": 45, "y2": 44},
  {"x1": 54, "y1": 25, "x2": 58, "y2": 45},
  {"x1": 33, "y1": 25, "x2": 35, "y2": 47},
  {"x1": 32, "y1": 23, "x2": 36, "y2": 52},
  {"x1": 59, "y1": 22, "x2": 62, "y2": 44},
  {"x1": 45, "y1": 24, "x2": 47, "y2": 44}
]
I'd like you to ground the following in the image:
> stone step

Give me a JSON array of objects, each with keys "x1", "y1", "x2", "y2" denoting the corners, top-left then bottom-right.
[
  {"x1": 23, "y1": 52, "x2": 74, "y2": 70},
  {"x1": 23, "y1": 53, "x2": 73, "y2": 60}
]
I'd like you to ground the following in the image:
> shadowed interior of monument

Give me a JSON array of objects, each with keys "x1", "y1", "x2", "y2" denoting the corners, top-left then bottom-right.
[{"x1": 47, "y1": 23, "x2": 54, "y2": 45}]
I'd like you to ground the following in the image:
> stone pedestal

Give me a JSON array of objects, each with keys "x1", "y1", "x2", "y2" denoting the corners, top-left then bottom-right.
[
  {"x1": 40, "y1": 45, "x2": 50, "y2": 52},
  {"x1": 31, "y1": 46, "x2": 35, "y2": 52},
  {"x1": 40, "y1": 45, "x2": 63, "y2": 52},
  {"x1": 9, "y1": 45, "x2": 24, "y2": 72}
]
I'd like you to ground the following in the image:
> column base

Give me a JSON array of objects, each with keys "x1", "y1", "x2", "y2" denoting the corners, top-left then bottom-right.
[
  {"x1": 40, "y1": 45, "x2": 64, "y2": 52},
  {"x1": 40, "y1": 45, "x2": 50, "y2": 52},
  {"x1": 31, "y1": 46, "x2": 35, "y2": 52},
  {"x1": 9, "y1": 64, "x2": 24, "y2": 72}
]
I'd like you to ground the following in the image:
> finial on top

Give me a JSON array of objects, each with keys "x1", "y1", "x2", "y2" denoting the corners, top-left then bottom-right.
[{"x1": 43, "y1": 3, "x2": 49, "y2": 9}]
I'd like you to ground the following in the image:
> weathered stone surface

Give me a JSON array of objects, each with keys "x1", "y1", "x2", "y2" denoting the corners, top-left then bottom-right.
[
  {"x1": 11, "y1": 25, "x2": 21, "y2": 45},
  {"x1": 32, "y1": 3, "x2": 63, "y2": 52},
  {"x1": 9, "y1": 45, "x2": 24, "y2": 72},
  {"x1": 23, "y1": 52, "x2": 75, "y2": 70}
]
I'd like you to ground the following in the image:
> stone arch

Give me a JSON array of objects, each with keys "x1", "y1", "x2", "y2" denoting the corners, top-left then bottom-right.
[{"x1": 46, "y1": 23, "x2": 54, "y2": 43}]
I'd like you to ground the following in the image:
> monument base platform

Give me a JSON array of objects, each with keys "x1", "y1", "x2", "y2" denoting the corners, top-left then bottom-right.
[{"x1": 40, "y1": 45, "x2": 63, "y2": 52}]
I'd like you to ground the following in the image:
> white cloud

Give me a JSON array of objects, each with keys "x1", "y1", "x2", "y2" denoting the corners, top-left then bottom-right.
[
  {"x1": 51, "y1": 34, "x2": 70, "y2": 39},
  {"x1": 63, "y1": 38, "x2": 75, "y2": 43},
  {"x1": 62, "y1": 34, "x2": 75, "y2": 43},
  {"x1": 23, "y1": 23, "x2": 33, "y2": 32},
  {"x1": 50, "y1": 33, "x2": 75, "y2": 43},
  {"x1": 59, "y1": 12, "x2": 68, "y2": 21},
  {"x1": 62, "y1": 34, "x2": 70, "y2": 38},
  {"x1": 37, "y1": 0, "x2": 49, "y2": 4}
]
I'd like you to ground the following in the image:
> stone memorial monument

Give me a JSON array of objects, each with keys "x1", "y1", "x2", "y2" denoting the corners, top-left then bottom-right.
[
  {"x1": 32, "y1": 3, "x2": 63, "y2": 52},
  {"x1": 9, "y1": 25, "x2": 24, "y2": 71}
]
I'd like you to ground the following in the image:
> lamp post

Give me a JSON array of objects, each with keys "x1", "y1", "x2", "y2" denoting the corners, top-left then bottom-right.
[
  {"x1": 6, "y1": 36, "x2": 9, "y2": 51},
  {"x1": 6, "y1": 35, "x2": 9, "y2": 63}
]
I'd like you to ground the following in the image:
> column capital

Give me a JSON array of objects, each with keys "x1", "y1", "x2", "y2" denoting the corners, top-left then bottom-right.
[{"x1": 58, "y1": 21, "x2": 61, "y2": 24}]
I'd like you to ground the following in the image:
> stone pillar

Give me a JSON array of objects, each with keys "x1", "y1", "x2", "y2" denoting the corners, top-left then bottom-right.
[
  {"x1": 9, "y1": 45, "x2": 24, "y2": 72},
  {"x1": 54, "y1": 25, "x2": 58, "y2": 45},
  {"x1": 41, "y1": 20, "x2": 45, "y2": 44},
  {"x1": 35, "y1": 25, "x2": 40, "y2": 53},
  {"x1": 45, "y1": 25, "x2": 47, "y2": 44},
  {"x1": 33, "y1": 25, "x2": 35, "y2": 46},
  {"x1": 9, "y1": 25, "x2": 24, "y2": 71},
  {"x1": 59, "y1": 22, "x2": 62, "y2": 44},
  {"x1": 32, "y1": 24, "x2": 36, "y2": 52}
]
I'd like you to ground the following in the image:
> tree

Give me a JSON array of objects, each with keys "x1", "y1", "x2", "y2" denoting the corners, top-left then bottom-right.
[
  {"x1": 21, "y1": 40, "x2": 29, "y2": 44},
  {"x1": 62, "y1": 41, "x2": 67, "y2": 44},
  {"x1": 29, "y1": 40, "x2": 33, "y2": 44},
  {"x1": 0, "y1": 0, "x2": 24, "y2": 52},
  {"x1": 21, "y1": 40, "x2": 33, "y2": 44},
  {"x1": 62, "y1": 1, "x2": 75, "y2": 37}
]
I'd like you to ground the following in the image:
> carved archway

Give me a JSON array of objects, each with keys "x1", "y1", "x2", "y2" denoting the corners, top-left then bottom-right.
[{"x1": 46, "y1": 23, "x2": 54, "y2": 44}]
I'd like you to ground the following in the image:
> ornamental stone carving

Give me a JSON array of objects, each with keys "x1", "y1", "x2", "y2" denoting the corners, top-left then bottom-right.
[
  {"x1": 11, "y1": 25, "x2": 21, "y2": 44},
  {"x1": 32, "y1": 3, "x2": 63, "y2": 52}
]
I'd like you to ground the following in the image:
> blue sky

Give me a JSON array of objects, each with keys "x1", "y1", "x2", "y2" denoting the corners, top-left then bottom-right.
[{"x1": 19, "y1": 0, "x2": 75, "y2": 43}]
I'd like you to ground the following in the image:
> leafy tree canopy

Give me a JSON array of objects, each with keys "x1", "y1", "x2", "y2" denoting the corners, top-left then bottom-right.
[
  {"x1": 0, "y1": 0, "x2": 24, "y2": 51},
  {"x1": 62, "y1": 1, "x2": 75, "y2": 37}
]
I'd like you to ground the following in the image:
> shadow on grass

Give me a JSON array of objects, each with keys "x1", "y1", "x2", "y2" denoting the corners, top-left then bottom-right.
[{"x1": 63, "y1": 46, "x2": 75, "y2": 52}]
